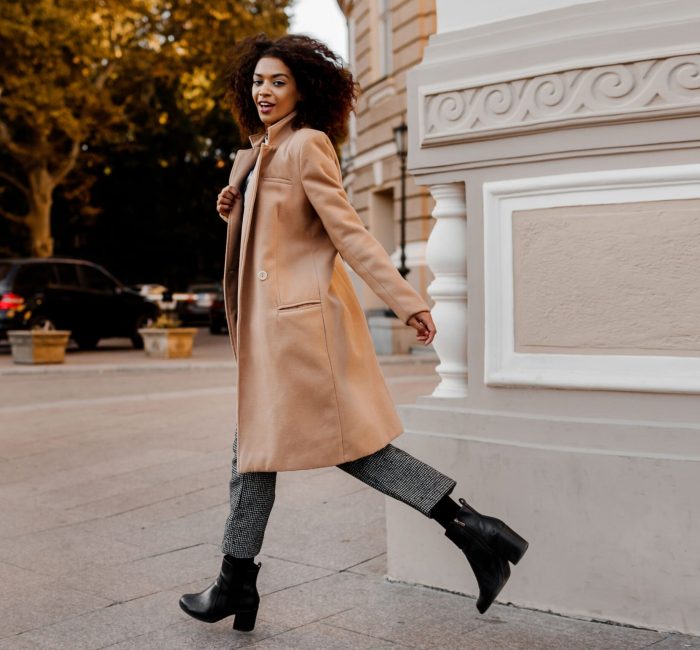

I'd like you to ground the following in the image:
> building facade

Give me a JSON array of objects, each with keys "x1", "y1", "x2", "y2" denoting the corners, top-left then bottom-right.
[
  {"x1": 385, "y1": 0, "x2": 700, "y2": 634},
  {"x1": 336, "y1": 0, "x2": 436, "y2": 353}
]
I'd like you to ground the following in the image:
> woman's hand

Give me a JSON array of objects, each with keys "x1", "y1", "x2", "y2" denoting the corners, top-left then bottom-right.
[
  {"x1": 407, "y1": 311, "x2": 436, "y2": 346},
  {"x1": 217, "y1": 185, "x2": 241, "y2": 218}
]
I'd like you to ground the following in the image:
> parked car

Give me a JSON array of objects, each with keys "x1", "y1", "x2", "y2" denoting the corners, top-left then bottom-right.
[
  {"x1": 209, "y1": 288, "x2": 228, "y2": 335},
  {"x1": 0, "y1": 258, "x2": 160, "y2": 349},
  {"x1": 176, "y1": 283, "x2": 221, "y2": 325}
]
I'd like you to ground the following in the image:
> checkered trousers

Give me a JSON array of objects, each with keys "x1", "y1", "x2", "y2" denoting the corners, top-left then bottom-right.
[{"x1": 221, "y1": 430, "x2": 457, "y2": 558}]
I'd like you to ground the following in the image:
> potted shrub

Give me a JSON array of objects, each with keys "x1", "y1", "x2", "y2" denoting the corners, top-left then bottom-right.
[
  {"x1": 138, "y1": 314, "x2": 198, "y2": 359},
  {"x1": 8, "y1": 325, "x2": 72, "y2": 365}
]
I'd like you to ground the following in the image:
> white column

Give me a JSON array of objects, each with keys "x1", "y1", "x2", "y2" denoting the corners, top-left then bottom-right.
[{"x1": 426, "y1": 183, "x2": 468, "y2": 397}]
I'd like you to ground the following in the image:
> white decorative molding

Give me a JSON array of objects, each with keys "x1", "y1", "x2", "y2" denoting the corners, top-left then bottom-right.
[
  {"x1": 422, "y1": 54, "x2": 700, "y2": 146},
  {"x1": 483, "y1": 163, "x2": 700, "y2": 393},
  {"x1": 436, "y1": 0, "x2": 606, "y2": 33},
  {"x1": 426, "y1": 183, "x2": 468, "y2": 397},
  {"x1": 350, "y1": 142, "x2": 397, "y2": 171}
]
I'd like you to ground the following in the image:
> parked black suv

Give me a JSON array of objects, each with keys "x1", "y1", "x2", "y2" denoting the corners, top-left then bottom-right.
[{"x1": 0, "y1": 258, "x2": 159, "y2": 349}]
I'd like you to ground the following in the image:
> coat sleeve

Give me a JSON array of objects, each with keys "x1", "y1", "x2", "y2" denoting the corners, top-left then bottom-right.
[{"x1": 298, "y1": 130, "x2": 431, "y2": 325}]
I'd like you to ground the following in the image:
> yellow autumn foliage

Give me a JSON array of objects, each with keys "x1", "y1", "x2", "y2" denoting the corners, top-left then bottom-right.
[{"x1": 0, "y1": 0, "x2": 290, "y2": 256}]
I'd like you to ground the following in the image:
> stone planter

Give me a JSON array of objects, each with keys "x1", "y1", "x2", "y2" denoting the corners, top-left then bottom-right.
[
  {"x1": 138, "y1": 327, "x2": 198, "y2": 359},
  {"x1": 8, "y1": 330, "x2": 71, "y2": 364}
]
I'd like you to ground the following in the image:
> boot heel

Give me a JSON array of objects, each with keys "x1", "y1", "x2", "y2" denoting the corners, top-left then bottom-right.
[
  {"x1": 233, "y1": 609, "x2": 258, "y2": 631},
  {"x1": 493, "y1": 526, "x2": 529, "y2": 565}
]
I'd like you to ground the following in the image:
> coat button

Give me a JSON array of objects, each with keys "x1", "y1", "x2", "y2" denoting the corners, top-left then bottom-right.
[{"x1": 257, "y1": 270, "x2": 268, "y2": 280}]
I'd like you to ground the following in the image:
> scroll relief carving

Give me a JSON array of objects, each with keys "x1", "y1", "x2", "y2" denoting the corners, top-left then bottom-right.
[{"x1": 423, "y1": 54, "x2": 700, "y2": 142}]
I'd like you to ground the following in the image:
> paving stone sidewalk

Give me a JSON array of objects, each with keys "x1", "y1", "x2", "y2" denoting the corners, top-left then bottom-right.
[{"x1": 0, "y1": 338, "x2": 697, "y2": 649}]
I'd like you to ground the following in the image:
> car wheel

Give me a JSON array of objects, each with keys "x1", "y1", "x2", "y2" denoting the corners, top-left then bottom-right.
[
  {"x1": 209, "y1": 321, "x2": 222, "y2": 335},
  {"x1": 131, "y1": 312, "x2": 156, "y2": 349},
  {"x1": 29, "y1": 315, "x2": 57, "y2": 331},
  {"x1": 73, "y1": 334, "x2": 100, "y2": 351}
]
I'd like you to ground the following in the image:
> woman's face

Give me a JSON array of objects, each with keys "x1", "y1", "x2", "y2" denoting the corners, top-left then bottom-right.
[{"x1": 252, "y1": 57, "x2": 301, "y2": 129}]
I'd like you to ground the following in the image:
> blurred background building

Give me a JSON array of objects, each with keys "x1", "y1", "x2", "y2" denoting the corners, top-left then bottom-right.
[{"x1": 337, "y1": 0, "x2": 436, "y2": 354}]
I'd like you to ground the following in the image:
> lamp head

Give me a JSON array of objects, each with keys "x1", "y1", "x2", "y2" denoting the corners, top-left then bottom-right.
[{"x1": 393, "y1": 122, "x2": 408, "y2": 159}]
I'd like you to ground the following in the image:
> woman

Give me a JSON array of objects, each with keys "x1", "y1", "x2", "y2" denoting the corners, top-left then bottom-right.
[{"x1": 179, "y1": 33, "x2": 528, "y2": 632}]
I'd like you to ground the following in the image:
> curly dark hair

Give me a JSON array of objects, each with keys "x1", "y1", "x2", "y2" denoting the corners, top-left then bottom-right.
[{"x1": 226, "y1": 33, "x2": 357, "y2": 147}]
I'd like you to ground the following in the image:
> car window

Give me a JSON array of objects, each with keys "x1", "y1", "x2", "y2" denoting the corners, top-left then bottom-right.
[
  {"x1": 54, "y1": 263, "x2": 81, "y2": 289},
  {"x1": 13, "y1": 264, "x2": 57, "y2": 294},
  {"x1": 80, "y1": 265, "x2": 117, "y2": 292},
  {"x1": 0, "y1": 263, "x2": 11, "y2": 292}
]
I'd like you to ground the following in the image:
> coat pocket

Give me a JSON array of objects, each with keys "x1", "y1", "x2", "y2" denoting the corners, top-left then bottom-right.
[
  {"x1": 262, "y1": 176, "x2": 293, "y2": 185},
  {"x1": 277, "y1": 299, "x2": 322, "y2": 312}
]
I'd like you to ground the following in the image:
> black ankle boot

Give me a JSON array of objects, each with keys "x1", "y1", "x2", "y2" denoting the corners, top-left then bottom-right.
[
  {"x1": 445, "y1": 498, "x2": 529, "y2": 614},
  {"x1": 179, "y1": 556, "x2": 261, "y2": 631}
]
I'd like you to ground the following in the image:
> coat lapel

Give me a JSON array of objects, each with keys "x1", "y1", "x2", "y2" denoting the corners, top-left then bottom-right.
[
  {"x1": 238, "y1": 148, "x2": 265, "y2": 278},
  {"x1": 227, "y1": 148, "x2": 260, "y2": 230},
  {"x1": 236, "y1": 111, "x2": 298, "y2": 278},
  {"x1": 229, "y1": 145, "x2": 267, "y2": 360},
  {"x1": 226, "y1": 112, "x2": 299, "y2": 362},
  {"x1": 222, "y1": 147, "x2": 260, "y2": 361}
]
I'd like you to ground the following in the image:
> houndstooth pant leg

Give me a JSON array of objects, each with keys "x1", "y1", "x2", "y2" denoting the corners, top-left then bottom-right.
[
  {"x1": 221, "y1": 430, "x2": 277, "y2": 558},
  {"x1": 337, "y1": 443, "x2": 456, "y2": 516},
  {"x1": 221, "y1": 431, "x2": 456, "y2": 558}
]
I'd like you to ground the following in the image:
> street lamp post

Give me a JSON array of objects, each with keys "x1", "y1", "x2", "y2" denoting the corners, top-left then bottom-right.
[{"x1": 393, "y1": 121, "x2": 409, "y2": 279}]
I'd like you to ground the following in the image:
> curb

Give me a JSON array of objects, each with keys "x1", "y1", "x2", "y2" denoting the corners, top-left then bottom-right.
[
  {"x1": 0, "y1": 360, "x2": 237, "y2": 376},
  {"x1": 0, "y1": 353, "x2": 438, "y2": 376}
]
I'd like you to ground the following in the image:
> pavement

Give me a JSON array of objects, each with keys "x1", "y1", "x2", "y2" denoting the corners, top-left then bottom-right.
[{"x1": 0, "y1": 331, "x2": 698, "y2": 649}]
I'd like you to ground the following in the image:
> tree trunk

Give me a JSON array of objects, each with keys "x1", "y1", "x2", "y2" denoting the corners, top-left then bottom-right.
[{"x1": 26, "y1": 166, "x2": 55, "y2": 258}]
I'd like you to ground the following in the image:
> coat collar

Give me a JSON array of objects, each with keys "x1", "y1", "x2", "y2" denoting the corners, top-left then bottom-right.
[{"x1": 248, "y1": 110, "x2": 298, "y2": 148}]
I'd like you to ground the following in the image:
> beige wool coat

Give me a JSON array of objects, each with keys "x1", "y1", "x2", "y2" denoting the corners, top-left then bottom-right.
[{"x1": 220, "y1": 110, "x2": 431, "y2": 473}]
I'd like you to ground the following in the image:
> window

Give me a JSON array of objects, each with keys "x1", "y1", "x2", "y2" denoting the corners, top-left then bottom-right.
[
  {"x1": 80, "y1": 265, "x2": 117, "y2": 292},
  {"x1": 348, "y1": 17, "x2": 357, "y2": 72},
  {"x1": 14, "y1": 264, "x2": 57, "y2": 294},
  {"x1": 0, "y1": 263, "x2": 11, "y2": 291},
  {"x1": 54, "y1": 264, "x2": 81, "y2": 289},
  {"x1": 370, "y1": 188, "x2": 396, "y2": 255},
  {"x1": 377, "y1": 0, "x2": 392, "y2": 77}
]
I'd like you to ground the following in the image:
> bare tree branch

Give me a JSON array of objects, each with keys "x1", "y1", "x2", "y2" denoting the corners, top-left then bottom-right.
[
  {"x1": 93, "y1": 59, "x2": 116, "y2": 90},
  {"x1": 53, "y1": 140, "x2": 80, "y2": 184},
  {"x1": 0, "y1": 118, "x2": 11, "y2": 146},
  {"x1": 0, "y1": 170, "x2": 29, "y2": 197},
  {"x1": 0, "y1": 206, "x2": 28, "y2": 225},
  {"x1": 0, "y1": 118, "x2": 34, "y2": 162}
]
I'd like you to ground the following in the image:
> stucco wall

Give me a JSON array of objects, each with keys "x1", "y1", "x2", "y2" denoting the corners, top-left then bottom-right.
[
  {"x1": 513, "y1": 198, "x2": 700, "y2": 356},
  {"x1": 391, "y1": 0, "x2": 700, "y2": 634}
]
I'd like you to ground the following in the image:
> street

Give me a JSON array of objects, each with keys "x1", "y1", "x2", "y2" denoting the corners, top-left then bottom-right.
[{"x1": 0, "y1": 332, "x2": 696, "y2": 649}]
